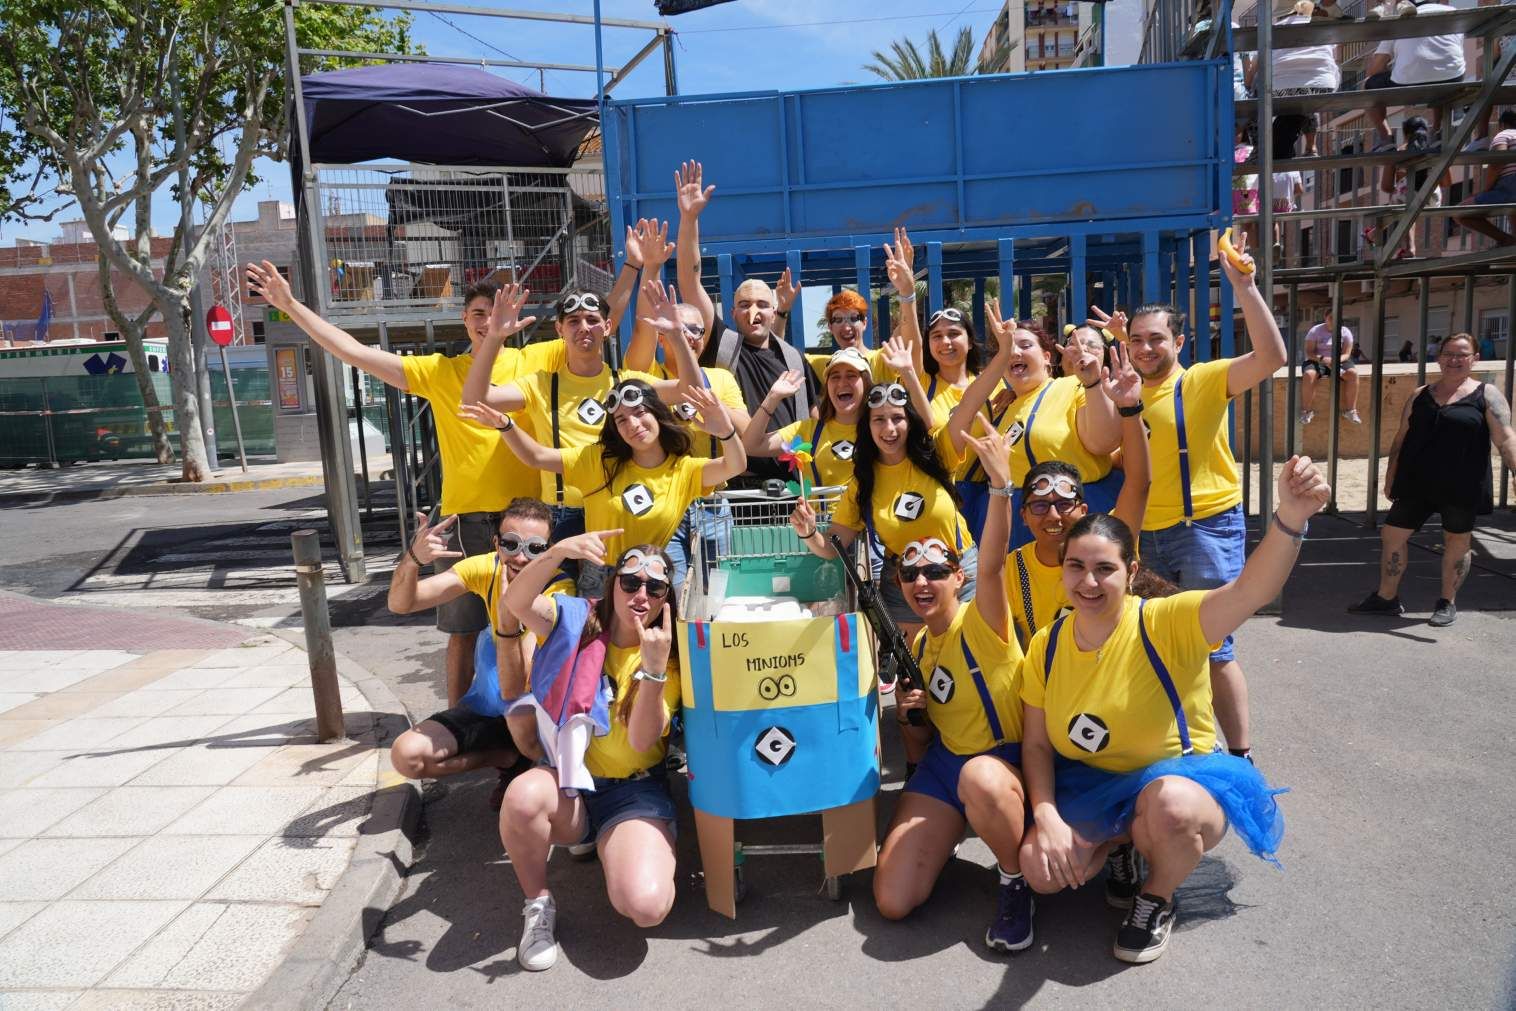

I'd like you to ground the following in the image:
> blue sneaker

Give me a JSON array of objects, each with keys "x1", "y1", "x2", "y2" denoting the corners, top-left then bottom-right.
[{"x1": 985, "y1": 875, "x2": 1034, "y2": 953}]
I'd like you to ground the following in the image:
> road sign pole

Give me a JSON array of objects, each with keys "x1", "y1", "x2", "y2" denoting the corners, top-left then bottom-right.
[{"x1": 217, "y1": 344, "x2": 248, "y2": 473}]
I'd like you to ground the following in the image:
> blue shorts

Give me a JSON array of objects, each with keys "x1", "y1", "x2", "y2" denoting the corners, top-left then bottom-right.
[
  {"x1": 665, "y1": 498, "x2": 733, "y2": 596},
  {"x1": 1473, "y1": 175, "x2": 1516, "y2": 205},
  {"x1": 904, "y1": 739, "x2": 1022, "y2": 817},
  {"x1": 1138, "y1": 504, "x2": 1246, "y2": 663},
  {"x1": 881, "y1": 545, "x2": 979, "y2": 625},
  {"x1": 550, "y1": 505, "x2": 586, "y2": 587},
  {"x1": 580, "y1": 768, "x2": 677, "y2": 845}
]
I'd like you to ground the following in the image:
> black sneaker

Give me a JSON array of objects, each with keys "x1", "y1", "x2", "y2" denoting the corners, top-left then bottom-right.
[
  {"x1": 1114, "y1": 892, "x2": 1176, "y2": 964},
  {"x1": 1429, "y1": 598, "x2": 1457, "y2": 627},
  {"x1": 1348, "y1": 591, "x2": 1405, "y2": 616},
  {"x1": 1104, "y1": 843, "x2": 1142, "y2": 910}
]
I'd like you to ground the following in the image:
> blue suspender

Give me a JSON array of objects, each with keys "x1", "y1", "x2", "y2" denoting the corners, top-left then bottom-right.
[
  {"x1": 1023, "y1": 381, "x2": 1054, "y2": 469},
  {"x1": 809, "y1": 418, "x2": 822, "y2": 486},
  {"x1": 1136, "y1": 600, "x2": 1195, "y2": 754},
  {"x1": 1173, "y1": 375, "x2": 1194, "y2": 526},
  {"x1": 961, "y1": 638, "x2": 1006, "y2": 745},
  {"x1": 926, "y1": 376, "x2": 938, "y2": 400},
  {"x1": 966, "y1": 379, "x2": 1014, "y2": 484},
  {"x1": 1042, "y1": 605, "x2": 1193, "y2": 755}
]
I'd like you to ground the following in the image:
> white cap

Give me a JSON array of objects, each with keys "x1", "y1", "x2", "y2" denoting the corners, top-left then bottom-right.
[{"x1": 824, "y1": 347, "x2": 872, "y2": 376}]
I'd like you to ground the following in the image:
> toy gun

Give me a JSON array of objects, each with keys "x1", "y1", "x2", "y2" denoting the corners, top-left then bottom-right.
[{"x1": 829, "y1": 533, "x2": 925, "y2": 726}]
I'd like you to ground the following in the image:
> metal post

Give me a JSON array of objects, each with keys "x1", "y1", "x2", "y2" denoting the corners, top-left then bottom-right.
[
  {"x1": 998, "y1": 238, "x2": 1015, "y2": 321},
  {"x1": 1193, "y1": 231, "x2": 1212, "y2": 366},
  {"x1": 785, "y1": 248, "x2": 805, "y2": 352},
  {"x1": 1326, "y1": 280, "x2": 1344, "y2": 512},
  {"x1": 973, "y1": 277, "x2": 987, "y2": 340},
  {"x1": 1255, "y1": 7, "x2": 1274, "y2": 529},
  {"x1": 927, "y1": 242, "x2": 944, "y2": 314},
  {"x1": 717, "y1": 253, "x2": 735, "y2": 323},
  {"x1": 378, "y1": 322, "x2": 411, "y2": 549},
  {"x1": 877, "y1": 291, "x2": 892, "y2": 342},
  {"x1": 292, "y1": 530, "x2": 344, "y2": 743},
  {"x1": 1018, "y1": 271, "x2": 1033, "y2": 322},
  {"x1": 1503, "y1": 274, "x2": 1515, "y2": 509},
  {"x1": 1365, "y1": 279, "x2": 1388, "y2": 527},
  {"x1": 1462, "y1": 273, "x2": 1475, "y2": 334},
  {"x1": 1070, "y1": 234, "x2": 1087, "y2": 335},
  {"x1": 854, "y1": 244, "x2": 872, "y2": 345},
  {"x1": 1416, "y1": 276, "x2": 1431, "y2": 385},
  {"x1": 661, "y1": 30, "x2": 679, "y2": 96},
  {"x1": 1142, "y1": 231, "x2": 1160, "y2": 302},
  {"x1": 1285, "y1": 283, "x2": 1299, "y2": 459},
  {"x1": 217, "y1": 345, "x2": 249, "y2": 473}
]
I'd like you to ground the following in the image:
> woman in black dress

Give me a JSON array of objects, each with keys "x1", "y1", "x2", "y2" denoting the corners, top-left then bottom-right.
[{"x1": 1350, "y1": 333, "x2": 1516, "y2": 626}]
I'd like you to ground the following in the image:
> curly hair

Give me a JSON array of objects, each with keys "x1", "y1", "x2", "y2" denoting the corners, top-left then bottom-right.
[
  {"x1": 852, "y1": 390, "x2": 960, "y2": 548},
  {"x1": 593, "y1": 380, "x2": 692, "y2": 495}
]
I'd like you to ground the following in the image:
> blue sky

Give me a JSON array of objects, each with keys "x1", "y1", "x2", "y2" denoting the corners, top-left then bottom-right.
[{"x1": 3, "y1": 1, "x2": 1008, "y2": 244}]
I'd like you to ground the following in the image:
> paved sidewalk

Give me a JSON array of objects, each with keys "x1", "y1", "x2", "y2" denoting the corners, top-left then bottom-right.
[
  {"x1": 0, "y1": 591, "x2": 403, "y2": 1009},
  {"x1": 0, "y1": 455, "x2": 392, "y2": 507}
]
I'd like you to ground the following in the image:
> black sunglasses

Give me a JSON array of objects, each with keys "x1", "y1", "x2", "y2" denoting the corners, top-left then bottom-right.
[
  {"x1": 617, "y1": 573, "x2": 670, "y2": 597},
  {"x1": 1027, "y1": 498, "x2": 1084, "y2": 517},
  {"x1": 899, "y1": 562, "x2": 958, "y2": 583},
  {"x1": 495, "y1": 533, "x2": 549, "y2": 558}
]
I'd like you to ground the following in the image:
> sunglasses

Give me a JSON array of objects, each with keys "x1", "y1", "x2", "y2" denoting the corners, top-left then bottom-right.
[
  {"x1": 928, "y1": 307, "x2": 966, "y2": 327},
  {"x1": 559, "y1": 292, "x2": 604, "y2": 315},
  {"x1": 682, "y1": 321, "x2": 707, "y2": 338},
  {"x1": 603, "y1": 384, "x2": 648, "y2": 412},
  {"x1": 899, "y1": 562, "x2": 958, "y2": 583},
  {"x1": 867, "y1": 383, "x2": 910, "y2": 408},
  {"x1": 617, "y1": 573, "x2": 670, "y2": 597},
  {"x1": 829, "y1": 314, "x2": 864, "y2": 326},
  {"x1": 495, "y1": 531, "x2": 550, "y2": 558},
  {"x1": 1027, "y1": 498, "x2": 1084, "y2": 517}
]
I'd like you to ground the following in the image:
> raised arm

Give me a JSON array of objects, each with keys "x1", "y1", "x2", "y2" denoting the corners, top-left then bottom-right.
[
  {"x1": 770, "y1": 267, "x2": 799, "y2": 341},
  {"x1": 879, "y1": 335, "x2": 935, "y2": 426},
  {"x1": 743, "y1": 370, "x2": 807, "y2": 458},
  {"x1": 789, "y1": 497, "x2": 858, "y2": 560},
  {"x1": 461, "y1": 285, "x2": 536, "y2": 410},
  {"x1": 1198, "y1": 455, "x2": 1329, "y2": 643},
  {"x1": 505, "y1": 530, "x2": 624, "y2": 641},
  {"x1": 684, "y1": 385, "x2": 748, "y2": 486},
  {"x1": 675, "y1": 161, "x2": 717, "y2": 333},
  {"x1": 965, "y1": 428, "x2": 1015, "y2": 642},
  {"x1": 626, "y1": 601, "x2": 676, "y2": 752},
  {"x1": 457, "y1": 400, "x2": 563, "y2": 473},
  {"x1": 946, "y1": 298, "x2": 1015, "y2": 455},
  {"x1": 883, "y1": 229, "x2": 923, "y2": 373},
  {"x1": 639, "y1": 278, "x2": 701, "y2": 400},
  {"x1": 1062, "y1": 339, "x2": 1122, "y2": 456},
  {"x1": 1102, "y1": 341, "x2": 1151, "y2": 534},
  {"x1": 246, "y1": 260, "x2": 408, "y2": 389},
  {"x1": 623, "y1": 218, "x2": 673, "y2": 372},
  {"x1": 386, "y1": 514, "x2": 465, "y2": 614},
  {"x1": 1221, "y1": 232, "x2": 1289, "y2": 396}
]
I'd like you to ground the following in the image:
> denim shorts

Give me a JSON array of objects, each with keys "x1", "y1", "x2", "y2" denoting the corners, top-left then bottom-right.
[
  {"x1": 665, "y1": 498, "x2": 733, "y2": 597},
  {"x1": 581, "y1": 767, "x2": 678, "y2": 845},
  {"x1": 880, "y1": 545, "x2": 979, "y2": 624},
  {"x1": 904, "y1": 739, "x2": 1023, "y2": 817},
  {"x1": 1138, "y1": 504, "x2": 1246, "y2": 663}
]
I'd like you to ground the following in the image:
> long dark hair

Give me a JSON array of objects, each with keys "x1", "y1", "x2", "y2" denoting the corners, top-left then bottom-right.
[
  {"x1": 852, "y1": 390, "x2": 960, "y2": 539},
  {"x1": 594, "y1": 380, "x2": 692, "y2": 495},
  {"x1": 580, "y1": 542, "x2": 678, "y2": 723},
  {"x1": 922, "y1": 306, "x2": 985, "y2": 377},
  {"x1": 1061, "y1": 513, "x2": 1137, "y2": 571}
]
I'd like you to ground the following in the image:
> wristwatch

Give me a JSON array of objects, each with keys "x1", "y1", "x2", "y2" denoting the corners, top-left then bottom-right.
[
  {"x1": 1118, "y1": 403, "x2": 1144, "y2": 417},
  {"x1": 987, "y1": 485, "x2": 1013, "y2": 498},
  {"x1": 633, "y1": 668, "x2": 668, "y2": 684}
]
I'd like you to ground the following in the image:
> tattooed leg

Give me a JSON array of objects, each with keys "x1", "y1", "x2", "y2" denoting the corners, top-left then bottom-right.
[
  {"x1": 1441, "y1": 532, "x2": 1474, "y2": 602},
  {"x1": 1378, "y1": 525, "x2": 1414, "y2": 599}
]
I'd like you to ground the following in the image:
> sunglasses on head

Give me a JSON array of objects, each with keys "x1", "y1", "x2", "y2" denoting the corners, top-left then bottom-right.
[
  {"x1": 1028, "y1": 474, "x2": 1081, "y2": 500},
  {"x1": 617, "y1": 573, "x2": 670, "y2": 597},
  {"x1": 1027, "y1": 498, "x2": 1084, "y2": 517},
  {"x1": 559, "y1": 292, "x2": 603, "y2": 315},
  {"x1": 495, "y1": 532, "x2": 549, "y2": 558},
  {"x1": 899, "y1": 562, "x2": 958, "y2": 583},
  {"x1": 928, "y1": 307, "x2": 966, "y2": 327},
  {"x1": 829, "y1": 314, "x2": 864, "y2": 326},
  {"x1": 867, "y1": 383, "x2": 910, "y2": 409},
  {"x1": 900, "y1": 537, "x2": 955, "y2": 567},
  {"x1": 603, "y1": 384, "x2": 648, "y2": 412}
]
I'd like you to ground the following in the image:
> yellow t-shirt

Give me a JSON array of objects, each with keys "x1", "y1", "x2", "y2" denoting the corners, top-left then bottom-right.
[
  {"x1": 1002, "y1": 376, "x2": 1113, "y2": 487},
  {"x1": 1020, "y1": 591, "x2": 1218, "y2": 774},
  {"x1": 449, "y1": 552, "x2": 570, "y2": 637},
  {"x1": 930, "y1": 373, "x2": 1015, "y2": 481},
  {"x1": 912, "y1": 603, "x2": 1024, "y2": 755},
  {"x1": 1137, "y1": 359, "x2": 1240, "y2": 530},
  {"x1": 400, "y1": 339, "x2": 563, "y2": 515},
  {"x1": 562, "y1": 445, "x2": 711, "y2": 559},
  {"x1": 1005, "y1": 542, "x2": 1071, "y2": 648},
  {"x1": 775, "y1": 417, "x2": 859, "y2": 489},
  {"x1": 586, "y1": 639, "x2": 684, "y2": 779},
  {"x1": 653, "y1": 362, "x2": 744, "y2": 461},
  {"x1": 804, "y1": 346, "x2": 895, "y2": 385},
  {"x1": 832, "y1": 436, "x2": 974, "y2": 557},
  {"x1": 514, "y1": 364, "x2": 657, "y2": 507}
]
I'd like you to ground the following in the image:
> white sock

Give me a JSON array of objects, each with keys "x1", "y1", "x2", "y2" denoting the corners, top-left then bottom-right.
[{"x1": 998, "y1": 865, "x2": 1022, "y2": 885}]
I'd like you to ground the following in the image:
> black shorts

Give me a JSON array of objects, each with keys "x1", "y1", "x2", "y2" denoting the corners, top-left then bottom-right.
[
  {"x1": 435, "y1": 511, "x2": 496, "y2": 634},
  {"x1": 428, "y1": 705, "x2": 515, "y2": 756},
  {"x1": 1364, "y1": 71, "x2": 1463, "y2": 91},
  {"x1": 1301, "y1": 359, "x2": 1353, "y2": 378},
  {"x1": 1385, "y1": 495, "x2": 1477, "y2": 535}
]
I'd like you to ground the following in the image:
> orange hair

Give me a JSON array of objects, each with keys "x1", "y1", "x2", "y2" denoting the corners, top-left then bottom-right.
[{"x1": 825, "y1": 290, "x2": 870, "y2": 321}]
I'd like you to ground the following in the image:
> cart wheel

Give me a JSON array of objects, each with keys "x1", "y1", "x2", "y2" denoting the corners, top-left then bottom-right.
[
  {"x1": 824, "y1": 875, "x2": 843, "y2": 902},
  {"x1": 734, "y1": 864, "x2": 748, "y2": 904}
]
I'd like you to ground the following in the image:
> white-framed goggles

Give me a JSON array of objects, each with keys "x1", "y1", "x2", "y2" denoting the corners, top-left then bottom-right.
[
  {"x1": 618, "y1": 548, "x2": 669, "y2": 581},
  {"x1": 867, "y1": 383, "x2": 909, "y2": 409},
  {"x1": 1027, "y1": 474, "x2": 1081, "y2": 500},
  {"x1": 928, "y1": 307, "x2": 967, "y2": 327},
  {"x1": 899, "y1": 537, "x2": 955, "y2": 567},
  {"x1": 559, "y1": 292, "x2": 604, "y2": 315},
  {"x1": 603, "y1": 383, "x2": 649, "y2": 412}
]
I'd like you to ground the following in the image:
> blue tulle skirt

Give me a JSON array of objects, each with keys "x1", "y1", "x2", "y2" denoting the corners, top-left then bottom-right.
[{"x1": 1054, "y1": 752, "x2": 1288, "y2": 867}]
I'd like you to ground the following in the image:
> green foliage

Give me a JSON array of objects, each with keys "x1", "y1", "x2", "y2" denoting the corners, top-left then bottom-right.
[{"x1": 863, "y1": 26, "x2": 976, "y2": 82}]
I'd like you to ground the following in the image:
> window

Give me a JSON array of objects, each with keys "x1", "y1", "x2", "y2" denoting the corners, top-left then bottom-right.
[
  {"x1": 1336, "y1": 145, "x2": 1356, "y2": 195},
  {"x1": 251, "y1": 321, "x2": 266, "y2": 344},
  {"x1": 1335, "y1": 219, "x2": 1357, "y2": 263},
  {"x1": 1478, "y1": 308, "x2": 1508, "y2": 358},
  {"x1": 102, "y1": 330, "x2": 120, "y2": 341},
  {"x1": 1300, "y1": 225, "x2": 1314, "y2": 264}
]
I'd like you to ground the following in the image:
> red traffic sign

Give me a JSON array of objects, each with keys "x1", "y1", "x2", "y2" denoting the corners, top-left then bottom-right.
[{"x1": 206, "y1": 304, "x2": 236, "y2": 347}]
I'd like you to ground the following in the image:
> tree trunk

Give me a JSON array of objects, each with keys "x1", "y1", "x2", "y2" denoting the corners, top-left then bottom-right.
[
  {"x1": 161, "y1": 294, "x2": 212, "y2": 481},
  {"x1": 117, "y1": 323, "x2": 175, "y2": 465}
]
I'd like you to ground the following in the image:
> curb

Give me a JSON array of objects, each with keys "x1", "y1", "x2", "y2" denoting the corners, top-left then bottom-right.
[
  {"x1": 0, "y1": 473, "x2": 326, "y2": 507},
  {"x1": 244, "y1": 630, "x2": 421, "y2": 1011}
]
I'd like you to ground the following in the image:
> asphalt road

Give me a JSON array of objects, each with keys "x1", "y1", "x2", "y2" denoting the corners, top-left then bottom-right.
[{"x1": 3, "y1": 488, "x2": 1513, "y2": 1008}]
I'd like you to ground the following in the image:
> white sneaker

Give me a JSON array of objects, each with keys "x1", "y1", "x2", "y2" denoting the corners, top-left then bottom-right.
[
  {"x1": 567, "y1": 841, "x2": 597, "y2": 861},
  {"x1": 1299, "y1": 410, "x2": 1315, "y2": 425},
  {"x1": 1343, "y1": 408, "x2": 1362, "y2": 424},
  {"x1": 518, "y1": 895, "x2": 559, "y2": 971}
]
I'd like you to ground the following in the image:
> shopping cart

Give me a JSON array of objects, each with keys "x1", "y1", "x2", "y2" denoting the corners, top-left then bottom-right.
[{"x1": 676, "y1": 483, "x2": 881, "y2": 918}]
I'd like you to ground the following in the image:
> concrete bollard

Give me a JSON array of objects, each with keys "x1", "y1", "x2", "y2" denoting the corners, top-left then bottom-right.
[{"x1": 291, "y1": 529, "x2": 345, "y2": 742}]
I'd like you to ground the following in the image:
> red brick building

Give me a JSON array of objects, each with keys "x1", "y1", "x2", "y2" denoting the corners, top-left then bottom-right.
[{"x1": 0, "y1": 229, "x2": 173, "y2": 345}]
